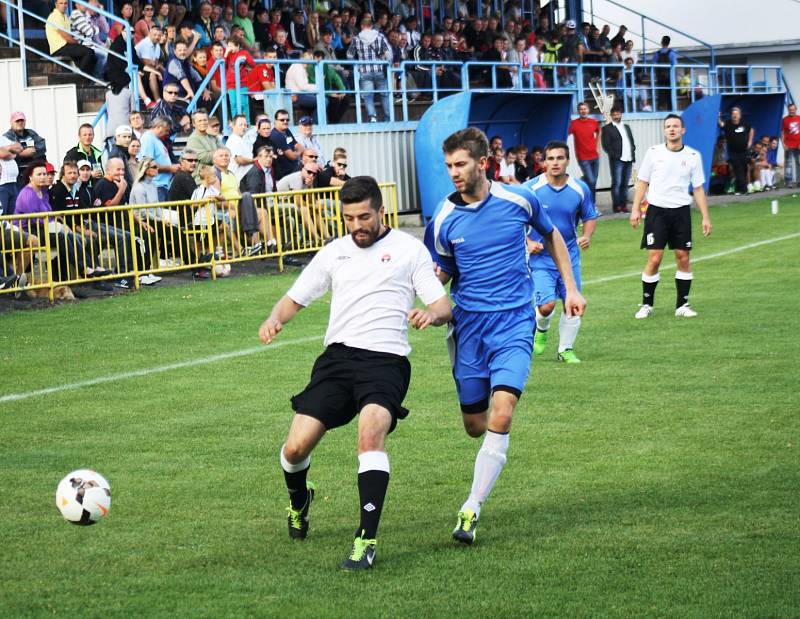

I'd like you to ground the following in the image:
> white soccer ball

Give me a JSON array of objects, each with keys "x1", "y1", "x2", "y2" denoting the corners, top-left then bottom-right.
[
  {"x1": 55, "y1": 469, "x2": 111, "y2": 526},
  {"x1": 213, "y1": 263, "x2": 231, "y2": 277}
]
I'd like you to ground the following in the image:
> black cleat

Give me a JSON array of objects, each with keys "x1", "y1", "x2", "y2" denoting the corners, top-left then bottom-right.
[
  {"x1": 286, "y1": 482, "x2": 315, "y2": 540},
  {"x1": 341, "y1": 531, "x2": 376, "y2": 570}
]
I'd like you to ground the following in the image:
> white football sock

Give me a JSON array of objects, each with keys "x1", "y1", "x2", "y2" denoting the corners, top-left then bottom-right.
[
  {"x1": 461, "y1": 430, "x2": 509, "y2": 517},
  {"x1": 280, "y1": 444, "x2": 310, "y2": 473},
  {"x1": 558, "y1": 313, "x2": 582, "y2": 353},
  {"x1": 535, "y1": 306, "x2": 552, "y2": 332}
]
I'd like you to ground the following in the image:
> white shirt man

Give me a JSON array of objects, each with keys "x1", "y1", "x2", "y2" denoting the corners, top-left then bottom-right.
[
  {"x1": 225, "y1": 116, "x2": 254, "y2": 182},
  {"x1": 613, "y1": 117, "x2": 633, "y2": 162}
]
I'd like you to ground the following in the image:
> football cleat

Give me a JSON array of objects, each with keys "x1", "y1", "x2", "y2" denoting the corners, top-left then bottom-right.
[
  {"x1": 557, "y1": 349, "x2": 581, "y2": 364},
  {"x1": 675, "y1": 304, "x2": 698, "y2": 318},
  {"x1": 286, "y1": 482, "x2": 315, "y2": 540},
  {"x1": 452, "y1": 509, "x2": 478, "y2": 545},
  {"x1": 533, "y1": 329, "x2": 549, "y2": 355},
  {"x1": 634, "y1": 304, "x2": 653, "y2": 319},
  {"x1": 341, "y1": 531, "x2": 376, "y2": 570}
]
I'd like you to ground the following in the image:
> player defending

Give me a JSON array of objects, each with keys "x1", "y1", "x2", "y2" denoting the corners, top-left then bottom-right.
[
  {"x1": 524, "y1": 141, "x2": 599, "y2": 363},
  {"x1": 260, "y1": 176, "x2": 451, "y2": 570},
  {"x1": 424, "y1": 128, "x2": 586, "y2": 544},
  {"x1": 630, "y1": 114, "x2": 712, "y2": 319}
]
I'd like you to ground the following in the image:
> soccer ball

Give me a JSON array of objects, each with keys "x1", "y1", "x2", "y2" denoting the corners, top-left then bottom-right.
[
  {"x1": 55, "y1": 469, "x2": 111, "y2": 526},
  {"x1": 214, "y1": 262, "x2": 231, "y2": 277}
]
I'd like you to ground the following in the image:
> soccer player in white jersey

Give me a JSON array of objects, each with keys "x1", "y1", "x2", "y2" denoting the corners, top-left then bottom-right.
[
  {"x1": 259, "y1": 176, "x2": 451, "y2": 570},
  {"x1": 630, "y1": 114, "x2": 712, "y2": 319},
  {"x1": 524, "y1": 141, "x2": 599, "y2": 363},
  {"x1": 425, "y1": 128, "x2": 586, "y2": 544}
]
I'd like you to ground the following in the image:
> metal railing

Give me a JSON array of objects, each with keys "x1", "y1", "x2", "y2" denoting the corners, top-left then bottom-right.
[{"x1": 0, "y1": 182, "x2": 398, "y2": 302}]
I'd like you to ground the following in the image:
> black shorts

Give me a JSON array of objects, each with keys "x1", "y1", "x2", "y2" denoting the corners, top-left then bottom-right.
[
  {"x1": 641, "y1": 204, "x2": 692, "y2": 251},
  {"x1": 290, "y1": 344, "x2": 412, "y2": 433}
]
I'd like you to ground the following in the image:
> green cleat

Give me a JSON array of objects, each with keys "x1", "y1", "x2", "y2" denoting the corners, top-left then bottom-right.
[
  {"x1": 452, "y1": 509, "x2": 478, "y2": 545},
  {"x1": 557, "y1": 349, "x2": 581, "y2": 364},
  {"x1": 341, "y1": 531, "x2": 377, "y2": 570},
  {"x1": 286, "y1": 481, "x2": 315, "y2": 540},
  {"x1": 533, "y1": 329, "x2": 549, "y2": 355}
]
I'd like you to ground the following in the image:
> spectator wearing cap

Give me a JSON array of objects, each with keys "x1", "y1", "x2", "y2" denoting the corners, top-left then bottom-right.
[
  {"x1": 296, "y1": 118, "x2": 326, "y2": 163},
  {"x1": 108, "y1": 124, "x2": 135, "y2": 189},
  {"x1": 44, "y1": 161, "x2": 57, "y2": 189},
  {"x1": 4, "y1": 111, "x2": 47, "y2": 187},
  {"x1": 270, "y1": 109, "x2": 304, "y2": 181},
  {"x1": 46, "y1": 0, "x2": 96, "y2": 75},
  {"x1": 288, "y1": 9, "x2": 309, "y2": 51},
  {"x1": 63, "y1": 124, "x2": 104, "y2": 181},
  {"x1": 232, "y1": 2, "x2": 255, "y2": 50},
  {"x1": 0, "y1": 131, "x2": 22, "y2": 215}
]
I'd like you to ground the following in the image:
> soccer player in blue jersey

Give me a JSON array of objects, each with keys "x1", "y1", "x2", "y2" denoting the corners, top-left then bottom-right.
[
  {"x1": 525, "y1": 141, "x2": 599, "y2": 363},
  {"x1": 424, "y1": 127, "x2": 587, "y2": 544}
]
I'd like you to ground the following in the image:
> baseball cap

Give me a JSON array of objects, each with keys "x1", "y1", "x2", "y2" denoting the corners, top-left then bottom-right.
[
  {"x1": 299, "y1": 116, "x2": 314, "y2": 125},
  {"x1": 566, "y1": 19, "x2": 577, "y2": 29},
  {"x1": 77, "y1": 159, "x2": 92, "y2": 169},
  {"x1": 10, "y1": 111, "x2": 25, "y2": 122},
  {"x1": 45, "y1": 162, "x2": 56, "y2": 173},
  {"x1": 115, "y1": 124, "x2": 133, "y2": 137}
]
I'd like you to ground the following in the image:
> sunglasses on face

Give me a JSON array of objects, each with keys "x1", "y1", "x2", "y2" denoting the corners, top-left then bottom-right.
[
  {"x1": 276, "y1": 118, "x2": 289, "y2": 123},
  {"x1": 148, "y1": 164, "x2": 158, "y2": 170},
  {"x1": 183, "y1": 158, "x2": 198, "y2": 163},
  {"x1": 303, "y1": 169, "x2": 317, "y2": 175}
]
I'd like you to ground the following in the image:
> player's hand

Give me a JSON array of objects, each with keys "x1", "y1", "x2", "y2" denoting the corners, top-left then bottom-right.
[
  {"x1": 526, "y1": 238, "x2": 544, "y2": 254},
  {"x1": 407, "y1": 308, "x2": 435, "y2": 330},
  {"x1": 577, "y1": 235, "x2": 591, "y2": 250},
  {"x1": 701, "y1": 217, "x2": 712, "y2": 236},
  {"x1": 564, "y1": 290, "x2": 587, "y2": 317},
  {"x1": 629, "y1": 209, "x2": 641, "y2": 229},
  {"x1": 259, "y1": 317, "x2": 282, "y2": 344}
]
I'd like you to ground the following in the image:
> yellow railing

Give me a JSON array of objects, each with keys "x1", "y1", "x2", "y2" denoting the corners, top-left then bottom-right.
[{"x1": 0, "y1": 182, "x2": 399, "y2": 302}]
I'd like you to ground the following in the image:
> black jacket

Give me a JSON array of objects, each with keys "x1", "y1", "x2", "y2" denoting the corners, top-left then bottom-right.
[
  {"x1": 240, "y1": 163, "x2": 276, "y2": 195},
  {"x1": 601, "y1": 122, "x2": 636, "y2": 162}
]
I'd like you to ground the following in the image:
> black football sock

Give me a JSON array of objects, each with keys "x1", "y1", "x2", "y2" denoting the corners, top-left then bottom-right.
[
  {"x1": 642, "y1": 272, "x2": 660, "y2": 306},
  {"x1": 280, "y1": 445, "x2": 310, "y2": 510},
  {"x1": 675, "y1": 271, "x2": 693, "y2": 308},
  {"x1": 357, "y1": 451, "x2": 390, "y2": 539}
]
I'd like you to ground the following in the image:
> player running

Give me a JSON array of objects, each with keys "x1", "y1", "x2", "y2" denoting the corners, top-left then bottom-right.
[
  {"x1": 630, "y1": 114, "x2": 712, "y2": 318},
  {"x1": 524, "y1": 140, "x2": 599, "y2": 364},
  {"x1": 424, "y1": 128, "x2": 586, "y2": 545},
  {"x1": 260, "y1": 176, "x2": 451, "y2": 570}
]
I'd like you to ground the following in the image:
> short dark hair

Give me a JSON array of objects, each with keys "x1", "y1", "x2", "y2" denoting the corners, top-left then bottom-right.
[
  {"x1": 443, "y1": 127, "x2": 489, "y2": 160},
  {"x1": 78, "y1": 123, "x2": 93, "y2": 133},
  {"x1": 340, "y1": 176, "x2": 383, "y2": 211},
  {"x1": 664, "y1": 113, "x2": 684, "y2": 127},
  {"x1": 661, "y1": 35, "x2": 671, "y2": 47},
  {"x1": 544, "y1": 140, "x2": 570, "y2": 159}
]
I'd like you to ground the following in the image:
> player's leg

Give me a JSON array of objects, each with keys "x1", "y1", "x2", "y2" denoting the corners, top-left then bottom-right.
[
  {"x1": 533, "y1": 269, "x2": 558, "y2": 356},
  {"x1": 448, "y1": 308, "x2": 492, "y2": 438},
  {"x1": 556, "y1": 266, "x2": 582, "y2": 363},
  {"x1": 638, "y1": 206, "x2": 667, "y2": 318},
  {"x1": 281, "y1": 414, "x2": 326, "y2": 539},
  {"x1": 669, "y1": 206, "x2": 696, "y2": 317}
]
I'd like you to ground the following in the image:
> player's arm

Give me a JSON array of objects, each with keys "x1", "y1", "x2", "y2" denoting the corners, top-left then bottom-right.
[
  {"x1": 577, "y1": 218, "x2": 597, "y2": 249},
  {"x1": 259, "y1": 295, "x2": 304, "y2": 344},
  {"x1": 408, "y1": 294, "x2": 452, "y2": 330},
  {"x1": 542, "y1": 227, "x2": 586, "y2": 317},
  {"x1": 692, "y1": 184, "x2": 712, "y2": 236},
  {"x1": 629, "y1": 179, "x2": 649, "y2": 228}
]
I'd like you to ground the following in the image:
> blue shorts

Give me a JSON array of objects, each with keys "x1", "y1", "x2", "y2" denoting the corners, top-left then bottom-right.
[
  {"x1": 532, "y1": 263, "x2": 582, "y2": 306},
  {"x1": 447, "y1": 304, "x2": 535, "y2": 413}
]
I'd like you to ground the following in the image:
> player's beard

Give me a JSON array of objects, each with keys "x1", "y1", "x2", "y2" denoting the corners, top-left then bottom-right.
[
  {"x1": 352, "y1": 222, "x2": 382, "y2": 248},
  {"x1": 460, "y1": 167, "x2": 485, "y2": 198}
]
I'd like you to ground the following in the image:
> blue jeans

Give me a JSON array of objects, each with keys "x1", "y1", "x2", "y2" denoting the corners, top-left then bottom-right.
[
  {"x1": 785, "y1": 149, "x2": 800, "y2": 184},
  {"x1": 359, "y1": 71, "x2": 391, "y2": 121},
  {"x1": 610, "y1": 158, "x2": 633, "y2": 208},
  {"x1": 87, "y1": 221, "x2": 133, "y2": 273},
  {"x1": 0, "y1": 182, "x2": 19, "y2": 215},
  {"x1": 577, "y1": 159, "x2": 599, "y2": 198}
]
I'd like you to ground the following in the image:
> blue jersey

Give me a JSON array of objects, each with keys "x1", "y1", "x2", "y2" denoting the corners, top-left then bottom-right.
[
  {"x1": 523, "y1": 175, "x2": 599, "y2": 271},
  {"x1": 424, "y1": 181, "x2": 554, "y2": 312}
]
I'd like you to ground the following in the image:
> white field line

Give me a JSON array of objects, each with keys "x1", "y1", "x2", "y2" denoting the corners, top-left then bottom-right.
[
  {"x1": 0, "y1": 335, "x2": 322, "y2": 405},
  {"x1": 583, "y1": 232, "x2": 800, "y2": 286},
  {"x1": 3, "y1": 232, "x2": 798, "y2": 405}
]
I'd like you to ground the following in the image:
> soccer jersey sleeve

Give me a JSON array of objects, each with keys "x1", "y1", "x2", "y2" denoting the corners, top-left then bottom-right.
[
  {"x1": 286, "y1": 249, "x2": 333, "y2": 307},
  {"x1": 690, "y1": 152, "x2": 706, "y2": 188},
  {"x1": 525, "y1": 190, "x2": 554, "y2": 237},
  {"x1": 578, "y1": 180, "x2": 600, "y2": 222},
  {"x1": 423, "y1": 217, "x2": 457, "y2": 275},
  {"x1": 411, "y1": 242, "x2": 448, "y2": 305}
]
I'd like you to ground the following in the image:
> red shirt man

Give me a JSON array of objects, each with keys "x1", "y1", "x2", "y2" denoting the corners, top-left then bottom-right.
[
  {"x1": 568, "y1": 101, "x2": 602, "y2": 195},
  {"x1": 782, "y1": 104, "x2": 800, "y2": 151}
]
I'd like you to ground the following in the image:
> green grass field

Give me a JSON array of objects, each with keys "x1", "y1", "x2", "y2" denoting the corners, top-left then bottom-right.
[{"x1": 2, "y1": 196, "x2": 799, "y2": 618}]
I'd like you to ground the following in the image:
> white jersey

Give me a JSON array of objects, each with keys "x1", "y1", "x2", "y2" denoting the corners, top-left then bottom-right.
[
  {"x1": 287, "y1": 228, "x2": 446, "y2": 356},
  {"x1": 638, "y1": 143, "x2": 705, "y2": 209}
]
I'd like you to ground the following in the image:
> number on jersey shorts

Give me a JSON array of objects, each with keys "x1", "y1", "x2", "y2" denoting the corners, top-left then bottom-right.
[
  {"x1": 533, "y1": 264, "x2": 583, "y2": 306},
  {"x1": 446, "y1": 304, "x2": 535, "y2": 412},
  {"x1": 641, "y1": 204, "x2": 693, "y2": 250}
]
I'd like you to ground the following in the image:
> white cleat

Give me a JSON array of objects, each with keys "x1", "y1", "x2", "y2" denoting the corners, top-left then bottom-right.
[
  {"x1": 675, "y1": 304, "x2": 698, "y2": 318},
  {"x1": 634, "y1": 304, "x2": 653, "y2": 319}
]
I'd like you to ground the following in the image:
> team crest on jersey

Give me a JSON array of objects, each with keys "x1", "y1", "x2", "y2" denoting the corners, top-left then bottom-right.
[{"x1": 381, "y1": 254, "x2": 392, "y2": 263}]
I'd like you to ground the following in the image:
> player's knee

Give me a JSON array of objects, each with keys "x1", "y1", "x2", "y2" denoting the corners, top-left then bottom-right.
[
  {"x1": 463, "y1": 415, "x2": 487, "y2": 438},
  {"x1": 538, "y1": 302, "x2": 556, "y2": 316},
  {"x1": 282, "y1": 440, "x2": 310, "y2": 464},
  {"x1": 358, "y1": 404, "x2": 392, "y2": 451}
]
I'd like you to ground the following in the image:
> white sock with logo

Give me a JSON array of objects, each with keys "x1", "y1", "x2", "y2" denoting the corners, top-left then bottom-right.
[{"x1": 461, "y1": 430, "x2": 509, "y2": 517}]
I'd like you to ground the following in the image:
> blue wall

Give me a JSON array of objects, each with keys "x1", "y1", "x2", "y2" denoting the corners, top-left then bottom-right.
[{"x1": 415, "y1": 93, "x2": 574, "y2": 220}]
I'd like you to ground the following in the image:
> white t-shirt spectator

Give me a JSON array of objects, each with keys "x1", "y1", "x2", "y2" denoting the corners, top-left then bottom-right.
[
  {"x1": 285, "y1": 62, "x2": 317, "y2": 93},
  {"x1": 0, "y1": 135, "x2": 19, "y2": 185},
  {"x1": 638, "y1": 143, "x2": 705, "y2": 209},
  {"x1": 499, "y1": 159, "x2": 516, "y2": 181},
  {"x1": 225, "y1": 132, "x2": 253, "y2": 182},
  {"x1": 191, "y1": 184, "x2": 220, "y2": 225},
  {"x1": 287, "y1": 228, "x2": 446, "y2": 356},
  {"x1": 276, "y1": 170, "x2": 307, "y2": 192},
  {"x1": 135, "y1": 37, "x2": 161, "y2": 62}
]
